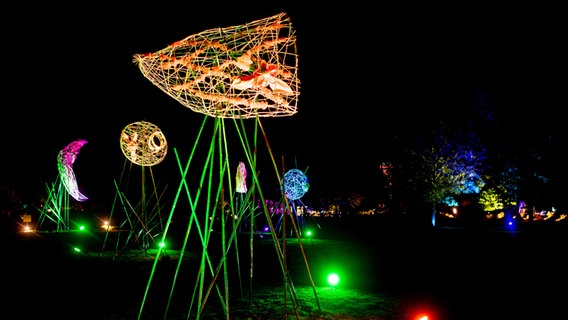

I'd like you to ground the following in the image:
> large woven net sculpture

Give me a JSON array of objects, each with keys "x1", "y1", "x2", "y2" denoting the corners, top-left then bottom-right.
[
  {"x1": 133, "y1": 12, "x2": 300, "y2": 119},
  {"x1": 132, "y1": 13, "x2": 318, "y2": 319}
]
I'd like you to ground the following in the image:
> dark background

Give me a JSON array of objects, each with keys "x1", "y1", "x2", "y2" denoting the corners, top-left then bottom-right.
[{"x1": 2, "y1": 2, "x2": 566, "y2": 208}]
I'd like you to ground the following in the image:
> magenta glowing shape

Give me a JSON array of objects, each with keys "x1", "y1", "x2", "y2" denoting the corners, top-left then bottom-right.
[
  {"x1": 236, "y1": 162, "x2": 247, "y2": 193},
  {"x1": 57, "y1": 139, "x2": 89, "y2": 202}
]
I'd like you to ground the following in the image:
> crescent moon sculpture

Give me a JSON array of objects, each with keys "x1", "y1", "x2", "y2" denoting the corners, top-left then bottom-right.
[
  {"x1": 119, "y1": 121, "x2": 167, "y2": 166},
  {"x1": 57, "y1": 139, "x2": 89, "y2": 202}
]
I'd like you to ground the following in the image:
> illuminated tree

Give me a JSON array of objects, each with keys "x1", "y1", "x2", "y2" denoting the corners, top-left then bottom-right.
[
  {"x1": 408, "y1": 129, "x2": 487, "y2": 211},
  {"x1": 399, "y1": 91, "x2": 526, "y2": 223},
  {"x1": 478, "y1": 187, "x2": 505, "y2": 212}
]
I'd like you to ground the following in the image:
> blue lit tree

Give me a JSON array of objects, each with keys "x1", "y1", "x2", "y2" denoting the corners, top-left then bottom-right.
[
  {"x1": 395, "y1": 89, "x2": 564, "y2": 225},
  {"x1": 398, "y1": 91, "x2": 515, "y2": 224},
  {"x1": 408, "y1": 127, "x2": 487, "y2": 222}
]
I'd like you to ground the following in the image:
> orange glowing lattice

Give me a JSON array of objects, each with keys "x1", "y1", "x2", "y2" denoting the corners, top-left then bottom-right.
[
  {"x1": 120, "y1": 121, "x2": 168, "y2": 166},
  {"x1": 133, "y1": 12, "x2": 300, "y2": 119}
]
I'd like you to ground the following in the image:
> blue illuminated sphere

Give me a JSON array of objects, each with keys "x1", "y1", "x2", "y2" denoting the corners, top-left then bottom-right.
[{"x1": 282, "y1": 169, "x2": 309, "y2": 200}]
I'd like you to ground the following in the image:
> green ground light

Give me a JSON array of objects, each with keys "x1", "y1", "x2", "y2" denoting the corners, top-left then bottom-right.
[{"x1": 327, "y1": 273, "x2": 340, "y2": 286}]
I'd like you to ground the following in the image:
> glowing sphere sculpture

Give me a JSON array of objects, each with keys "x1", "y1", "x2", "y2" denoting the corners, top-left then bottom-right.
[
  {"x1": 282, "y1": 169, "x2": 309, "y2": 200},
  {"x1": 120, "y1": 121, "x2": 167, "y2": 166},
  {"x1": 57, "y1": 139, "x2": 89, "y2": 202},
  {"x1": 133, "y1": 12, "x2": 300, "y2": 119},
  {"x1": 236, "y1": 161, "x2": 247, "y2": 193}
]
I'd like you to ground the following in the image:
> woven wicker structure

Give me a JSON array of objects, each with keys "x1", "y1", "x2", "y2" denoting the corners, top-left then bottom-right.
[
  {"x1": 282, "y1": 168, "x2": 309, "y2": 200},
  {"x1": 133, "y1": 12, "x2": 300, "y2": 119},
  {"x1": 119, "y1": 121, "x2": 167, "y2": 166},
  {"x1": 57, "y1": 139, "x2": 89, "y2": 202}
]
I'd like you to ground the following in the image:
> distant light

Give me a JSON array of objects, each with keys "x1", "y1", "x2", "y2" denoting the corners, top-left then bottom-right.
[
  {"x1": 79, "y1": 225, "x2": 85, "y2": 231},
  {"x1": 327, "y1": 273, "x2": 340, "y2": 286},
  {"x1": 305, "y1": 230, "x2": 312, "y2": 237},
  {"x1": 101, "y1": 221, "x2": 116, "y2": 231}
]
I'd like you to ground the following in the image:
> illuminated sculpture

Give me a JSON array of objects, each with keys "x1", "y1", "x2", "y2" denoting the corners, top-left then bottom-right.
[
  {"x1": 133, "y1": 12, "x2": 299, "y2": 119},
  {"x1": 236, "y1": 161, "x2": 247, "y2": 193},
  {"x1": 57, "y1": 139, "x2": 89, "y2": 202},
  {"x1": 274, "y1": 168, "x2": 310, "y2": 235},
  {"x1": 120, "y1": 121, "x2": 167, "y2": 166},
  {"x1": 101, "y1": 120, "x2": 168, "y2": 255},
  {"x1": 283, "y1": 168, "x2": 309, "y2": 200},
  {"x1": 37, "y1": 139, "x2": 89, "y2": 231},
  {"x1": 133, "y1": 13, "x2": 318, "y2": 319}
]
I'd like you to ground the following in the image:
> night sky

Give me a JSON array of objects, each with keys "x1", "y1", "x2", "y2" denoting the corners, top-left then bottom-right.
[{"x1": 3, "y1": 3, "x2": 566, "y2": 207}]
